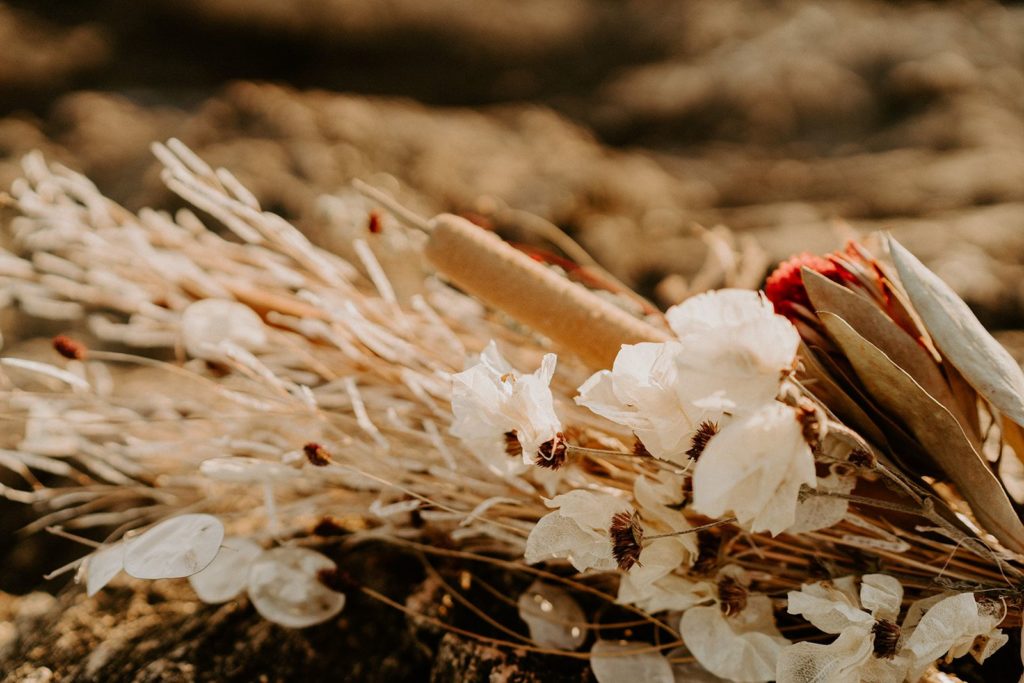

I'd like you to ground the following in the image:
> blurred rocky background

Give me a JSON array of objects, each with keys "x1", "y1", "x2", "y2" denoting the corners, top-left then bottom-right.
[{"x1": 3, "y1": 1, "x2": 1024, "y2": 680}]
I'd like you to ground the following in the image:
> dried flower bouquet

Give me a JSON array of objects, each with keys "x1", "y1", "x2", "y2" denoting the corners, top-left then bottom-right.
[{"x1": 2, "y1": 141, "x2": 1023, "y2": 682}]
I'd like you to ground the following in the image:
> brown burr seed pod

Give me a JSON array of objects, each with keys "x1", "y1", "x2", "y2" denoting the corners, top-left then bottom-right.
[{"x1": 424, "y1": 214, "x2": 670, "y2": 370}]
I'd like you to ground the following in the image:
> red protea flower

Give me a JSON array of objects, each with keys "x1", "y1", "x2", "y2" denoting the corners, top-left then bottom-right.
[{"x1": 765, "y1": 252, "x2": 851, "y2": 321}]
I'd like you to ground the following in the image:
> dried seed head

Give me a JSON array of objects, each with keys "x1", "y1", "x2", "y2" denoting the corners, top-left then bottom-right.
[
  {"x1": 52, "y1": 335, "x2": 86, "y2": 360},
  {"x1": 633, "y1": 438, "x2": 652, "y2": 458},
  {"x1": 504, "y1": 431, "x2": 523, "y2": 458},
  {"x1": 848, "y1": 447, "x2": 875, "y2": 468},
  {"x1": 871, "y1": 619, "x2": 902, "y2": 659},
  {"x1": 303, "y1": 442, "x2": 332, "y2": 467},
  {"x1": 535, "y1": 434, "x2": 567, "y2": 470},
  {"x1": 367, "y1": 210, "x2": 383, "y2": 234},
  {"x1": 795, "y1": 404, "x2": 823, "y2": 449},
  {"x1": 691, "y1": 530, "x2": 722, "y2": 576},
  {"x1": 717, "y1": 575, "x2": 748, "y2": 616},
  {"x1": 686, "y1": 420, "x2": 719, "y2": 461},
  {"x1": 609, "y1": 510, "x2": 644, "y2": 571}
]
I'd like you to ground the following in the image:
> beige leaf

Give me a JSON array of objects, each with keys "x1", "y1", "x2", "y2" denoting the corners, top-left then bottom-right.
[
  {"x1": 820, "y1": 311, "x2": 1024, "y2": 554},
  {"x1": 803, "y1": 268, "x2": 971, "y2": 437},
  {"x1": 888, "y1": 237, "x2": 1024, "y2": 429}
]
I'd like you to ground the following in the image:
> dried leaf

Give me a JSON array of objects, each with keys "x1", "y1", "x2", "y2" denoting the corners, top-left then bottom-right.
[
  {"x1": 820, "y1": 312, "x2": 1024, "y2": 553},
  {"x1": 803, "y1": 268, "x2": 968, "y2": 433},
  {"x1": 797, "y1": 340, "x2": 888, "y2": 450},
  {"x1": 888, "y1": 237, "x2": 1024, "y2": 429}
]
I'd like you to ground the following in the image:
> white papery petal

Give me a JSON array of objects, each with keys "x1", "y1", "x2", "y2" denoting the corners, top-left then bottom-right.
[
  {"x1": 83, "y1": 543, "x2": 124, "y2": 596},
  {"x1": 680, "y1": 595, "x2": 790, "y2": 683},
  {"x1": 181, "y1": 299, "x2": 266, "y2": 361},
  {"x1": 905, "y1": 593, "x2": 1007, "y2": 680},
  {"x1": 775, "y1": 627, "x2": 878, "y2": 683},
  {"x1": 859, "y1": 574, "x2": 904, "y2": 622},
  {"x1": 123, "y1": 514, "x2": 224, "y2": 579},
  {"x1": 247, "y1": 547, "x2": 345, "y2": 628},
  {"x1": 516, "y1": 580, "x2": 587, "y2": 650},
  {"x1": 786, "y1": 577, "x2": 870, "y2": 634},
  {"x1": 200, "y1": 456, "x2": 300, "y2": 483},
  {"x1": 674, "y1": 314, "x2": 798, "y2": 412},
  {"x1": 692, "y1": 402, "x2": 816, "y2": 535},
  {"x1": 525, "y1": 491, "x2": 628, "y2": 571},
  {"x1": 633, "y1": 474, "x2": 696, "y2": 564},
  {"x1": 576, "y1": 342, "x2": 698, "y2": 464},
  {"x1": 618, "y1": 571, "x2": 713, "y2": 614},
  {"x1": 188, "y1": 537, "x2": 262, "y2": 604},
  {"x1": 666, "y1": 289, "x2": 776, "y2": 339},
  {"x1": 590, "y1": 640, "x2": 673, "y2": 683},
  {"x1": 787, "y1": 467, "x2": 855, "y2": 533}
]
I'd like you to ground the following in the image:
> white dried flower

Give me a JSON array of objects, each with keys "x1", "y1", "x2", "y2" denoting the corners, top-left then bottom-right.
[
  {"x1": 451, "y1": 341, "x2": 562, "y2": 467},
  {"x1": 691, "y1": 402, "x2": 816, "y2": 535},
  {"x1": 577, "y1": 290, "x2": 799, "y2": 464},
  {"x1": 679, "y1": 568, "x2": 791, "y2": 683},
  {"x1": 777, "y1": 574, "x2": 914, "y2": 682},
  {"x1": 576, "y1": 341, "x2": 724, "y2": 465},
  {"x1": 668, "y1": 289, "x2": 800, "y2": 411},
  {"x1": 781, "y1": 576, "x2": 1009, "y2": 682},
  {"x1": 524, "y1": 490, "x2": 630, "y2": 572},
  {"x1": 903, "y1": 593, "x2": 1008, "y2": 681}
]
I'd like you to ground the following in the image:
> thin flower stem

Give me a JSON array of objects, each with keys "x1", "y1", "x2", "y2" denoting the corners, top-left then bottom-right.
[{"x1": 645, "y1": 518, "x2": 737, "y2": 540}]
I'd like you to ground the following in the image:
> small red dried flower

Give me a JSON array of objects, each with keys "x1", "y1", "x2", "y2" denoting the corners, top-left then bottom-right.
[
  {"x1": 764, "y1": 252, "x2": 850, "y2": 320},
  {"x1": 52, "y1": 335, "x2": 86, "y2": 360},
  {"x1": 303, "y1": 442, "x2": 333, "y2": 467}
]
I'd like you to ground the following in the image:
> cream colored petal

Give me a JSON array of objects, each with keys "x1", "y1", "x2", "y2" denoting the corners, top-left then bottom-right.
[
  {"x1": 681, "y1": 595, "x2": 790, "y2": 683},
  {"x1": 859, "y1": 574, "x2": 903, "y2": 622}
]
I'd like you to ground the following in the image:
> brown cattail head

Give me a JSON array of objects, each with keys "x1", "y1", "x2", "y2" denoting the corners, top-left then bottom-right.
[
  {"x1": 535, "y1": 434, "x2": 567, "y2": 470},
  {"x1": 52, "y1": 335, "x2": 86, "y2": 360},
  {"x1": 871, "y1": 619, "x2": 902, "y2": 659},
  {"x1": 303, "y1": 442, "x2": 332, "y2": 467},
  {"x1": 610, "y1": 510, "x2": 644, "y2": 571},
  {"x1": 686, "y1": 420, "x2": 719, "y2": 461},
  {"x1": 718, "y1": 575, "x2": 749, "y2": 617}
]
